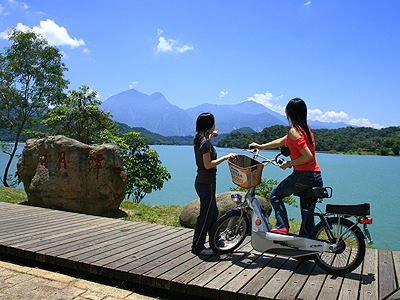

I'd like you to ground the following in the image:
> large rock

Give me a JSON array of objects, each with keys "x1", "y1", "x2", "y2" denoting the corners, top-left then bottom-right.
[
  {"x1": 17, "y1": 135, "x2": 127, "y2": 215},
  {"x1": 179, "y1": 191, "x2": 272, "y2": 228}
]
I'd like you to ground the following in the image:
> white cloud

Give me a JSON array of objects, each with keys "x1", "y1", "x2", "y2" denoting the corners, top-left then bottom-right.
[
  {"x1": 156, "y1": 29, "x2": 193, "y2": 54},
  {"x1": 349, "y1": 118, "x2": 384, "y2": 129},
  {"x1": 247, "y1": 91, "x2": 384, "y2": 129},
  {"x1": 304, "y1": 1, "x2": 312, "y2": 6},
  {"x1": 308, "y1": 109, "x2": 350, "y2": 123},
  {"x1": 219, "y1": 89, "x2": 228, "y2": 98},
  {"x1": 83, "y1": 48, "x2": 90, "y2": 54},
  {"x1": 247, "y1": 92, "x2": 285, "y2": 114},
  {"x1": 8, "y1": 0, "x2": 28, "y2": 10},
  {"x1": 308, "y1": 109, "x2": 384, "y2": 129},
  {"x1": 129, "y1": 81, "x2": 138, "y2": 89},
  {"x1": 1, "y1": 20, "x2": 85, "y2": 49}
]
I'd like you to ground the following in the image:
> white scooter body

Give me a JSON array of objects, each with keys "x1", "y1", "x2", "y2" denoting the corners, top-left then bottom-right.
[{"x1": 246, "y1": 193, "x2": 331, "y2": 257}]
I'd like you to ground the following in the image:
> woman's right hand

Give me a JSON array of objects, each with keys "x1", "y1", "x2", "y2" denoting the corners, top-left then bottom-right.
[
  {"x1": 249, "y1": 142, "x2": 261, "y2": 149},
  {"x1": 225, "y1": 153, "x2": 237, "y2": 160}
]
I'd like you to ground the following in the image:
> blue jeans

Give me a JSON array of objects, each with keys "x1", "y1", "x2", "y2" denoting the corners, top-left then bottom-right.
[
  {"x1": 270, "y1": 171, "x2": 323, "y2": 235},
  {"x1": 192, "y1": 182, "x2": 219, "y2": 254}
]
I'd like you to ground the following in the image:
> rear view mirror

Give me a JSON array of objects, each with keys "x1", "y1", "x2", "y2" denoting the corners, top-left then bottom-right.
[{"x1": 280, "y1": 146, "x2": 291, "y2": 157}]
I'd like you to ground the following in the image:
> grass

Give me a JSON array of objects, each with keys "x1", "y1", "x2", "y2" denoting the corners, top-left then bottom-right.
[{"x1": 0, "y1": 186, "x2": 28, "y2": 204}]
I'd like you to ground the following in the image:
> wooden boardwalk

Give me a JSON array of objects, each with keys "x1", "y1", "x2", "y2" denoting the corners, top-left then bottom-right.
[{"x1": 0, "y1": 202, "x2": 399, "y2": 300}]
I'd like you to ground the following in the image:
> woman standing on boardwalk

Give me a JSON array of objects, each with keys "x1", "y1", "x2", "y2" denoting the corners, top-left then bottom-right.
[{"x1": 192, "y1": 113, "x2": 237, "y2": 255}]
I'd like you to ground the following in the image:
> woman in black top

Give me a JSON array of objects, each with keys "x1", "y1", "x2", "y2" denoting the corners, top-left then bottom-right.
[{"x1": 192, "y1": 113, "x2": 237, "y2": 255}]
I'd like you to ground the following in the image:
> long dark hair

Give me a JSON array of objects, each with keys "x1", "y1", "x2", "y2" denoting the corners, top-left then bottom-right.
[
  {"x1": 194, "y1": 113, "x2": 215, "y2": 148},
  {"x1": 285, "y1": 98, "x2": 314, "y2": 146}
]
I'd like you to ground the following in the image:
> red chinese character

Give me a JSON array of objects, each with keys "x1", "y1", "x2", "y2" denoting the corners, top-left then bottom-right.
[
  {"x1": 89, "y1": 154, "x2": 105, "y2": 179},
  {"x1": 40, "y1": 155, "x2": 48, "y2": 166},
  {"x1": 59, "y1": 152, "x2": 67, "y2": 169}
]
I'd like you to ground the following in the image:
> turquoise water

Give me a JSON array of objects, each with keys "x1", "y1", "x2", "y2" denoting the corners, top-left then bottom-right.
[{"x1": 1, "y1": 144, "x2": 399, "y2": 251}]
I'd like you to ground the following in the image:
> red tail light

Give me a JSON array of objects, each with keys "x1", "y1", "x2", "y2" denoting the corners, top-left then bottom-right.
[{"x1": 361, "y1": 217, "x2": 373, "y2": 225}]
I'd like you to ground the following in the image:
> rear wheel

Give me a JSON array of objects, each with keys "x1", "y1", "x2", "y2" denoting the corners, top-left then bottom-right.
[
  {"x1": 210, "y1": 213, "x2": 250, "y2": 254},
  {"x1": 311, "y1": 217, "x2": 365, "y2": 275}
]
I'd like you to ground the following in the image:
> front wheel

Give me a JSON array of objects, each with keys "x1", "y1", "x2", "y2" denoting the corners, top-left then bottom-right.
[
  {"x1": 209, "y1": 213, "x2": 250, "y2": 254},
  {"x1": 310, "y1": 217, "x2": 366, "y2": 275}
]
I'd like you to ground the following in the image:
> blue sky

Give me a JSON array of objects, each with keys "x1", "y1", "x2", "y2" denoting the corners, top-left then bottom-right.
[{"x1": 0, "y1": 0, "x2": 399, "y2": 128}]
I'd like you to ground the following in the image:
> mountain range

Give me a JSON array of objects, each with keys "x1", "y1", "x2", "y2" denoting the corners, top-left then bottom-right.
[{"x1": 101, "y1": 89, "x2": 348, "y2": 136}]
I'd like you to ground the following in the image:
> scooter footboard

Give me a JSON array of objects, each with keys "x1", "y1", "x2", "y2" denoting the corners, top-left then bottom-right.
[{"x1": 252, "y1": 231, "x2": 331, "y2": 256}]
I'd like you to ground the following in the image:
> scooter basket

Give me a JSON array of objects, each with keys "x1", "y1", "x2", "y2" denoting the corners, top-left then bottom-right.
[{"x1": 228, "y1": 155, "x2": 264, "y2": 188}]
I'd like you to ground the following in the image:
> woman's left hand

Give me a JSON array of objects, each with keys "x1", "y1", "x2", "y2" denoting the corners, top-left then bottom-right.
[
  {"x1": 280, "y1": 160, "x2": 292, "y2": 170},
  {"x1": 212, "y1": 130, "x2": 219, "y2": 137}
]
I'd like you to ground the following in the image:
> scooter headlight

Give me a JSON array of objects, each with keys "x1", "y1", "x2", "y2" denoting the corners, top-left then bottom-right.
[{"x1": 231, "y1": 193, "x2": 243, "y2": 205}]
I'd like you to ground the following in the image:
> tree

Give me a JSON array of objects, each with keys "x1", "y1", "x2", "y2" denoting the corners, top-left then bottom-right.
[
  {"x1": 0, "y1": 30, "x2": 69, "y2": 187},
  {"x1": 42, "y1": 85, "x2": 118, "y2": 145},
  {"x1": 98, "y1": 131, "x2": 171, "y2": 204}
]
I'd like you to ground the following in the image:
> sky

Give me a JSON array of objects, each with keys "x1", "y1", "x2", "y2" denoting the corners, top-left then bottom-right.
[{"x1": 0, "y1": 0, "x2": 399, "y2": 129}]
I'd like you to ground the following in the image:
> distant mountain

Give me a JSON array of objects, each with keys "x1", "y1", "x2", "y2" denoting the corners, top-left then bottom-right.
[
  {"x1": 101, "y1": 89, "x2": 349, "y2": 136},
  {"x1": 101, "y1": 89, "x2": 194, "y2": 136}
]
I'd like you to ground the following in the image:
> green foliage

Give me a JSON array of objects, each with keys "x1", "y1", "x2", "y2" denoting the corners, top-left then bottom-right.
[
  {"x1": 218, "y1": 125, "x2": 289, "y2": 149},
  {"x1": 218, "y1": 125, "x2": 400, "y2": 156},
  {"x1": 98, "y1": 132, "x2": 171, "y2": 204},
  {"x1": 230, "y1": 178, "x2": 297, "y2": 207},
  {"x1": 42, "y1": 85, "x2": 118, "y2": 145},
  {"x1": 0, "y1": 29, "x2": 69, "y2": 186}
]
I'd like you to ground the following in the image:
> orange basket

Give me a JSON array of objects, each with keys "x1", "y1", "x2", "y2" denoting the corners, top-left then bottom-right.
[{"x1": 228, "y1": 154, "x2": 264, "y2": 188}]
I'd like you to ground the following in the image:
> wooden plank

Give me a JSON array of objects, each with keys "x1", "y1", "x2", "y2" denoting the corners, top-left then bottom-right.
[
  {"x1": 359, "y1": 248, "x2": 378, "y2": 300},
  {"x1": 186, "y1": 243, "x2": 254, "y2": 297},
  {"x1": 256, "y1": 258, "x2": 301, "y2": 300},
  {"x1": 90, "y1": 226, "x2": 181, "y2": 269},
  {"x1": 275, "y1": 259, "x2": 315, "y2": 300},
  {"x1": 392, "y1": 251, "x2": 400, "y2": 291},
  {"x1": 296, "y1": 264, "x2": 327, "y2": 300},
  {"x1": 166, "y1": 241, "x2": 251, "y2": 295},
  {"x1": 387, "y1": 289, "x2": 400, "y2": 300},
  {"x1": 142, "y1": 248, "x2": 196, "y2": 287},
  {"x1": 9, "y1": 217, "x2": 119, "y2": 248},
  {"x1": 317, "y1": 274, "x2": 344, "y2": 300},
  {"x1": 218, "y1": 253, "x2": 276, "y2": 300},
  {"x1": 118, "y1": 230, "x2": 196, "y2": 274},
  {"x1": 338, "y1": 263, "x2": 362, "y2": 300},
  {"x1": 125, "y1": 232, "x2": 193, "y2": 283},
  {"x1": 154, "y1": 252, "x2": 213, "y2": 291},
  {"x1": 0, "y1": 212, "x2": 82, "y2": 237},
  {"x1": 57, "y1": 225, "x2": 152, "y2": 260},
  {"x1": 237, "y1": 255, "x2": 288, "y2": 300},
  {"x1": 203, "y1": 249, "x2": 264, "y2": 300},
  {"x1": 74, "y1": 224, "x2": 162, "y2": 264},
  {"x1": 129, "y1": 232, "x2": 193, "y2": 275},
  {"x1": 378, "y1": 249, "x2": 396, "y2": 299},
  {"x1": 29, "y1": 221, "x2": 131, "y2": 255},
  {"x1": 67, "y1": 223, "x2": 153, "y2": 262}
]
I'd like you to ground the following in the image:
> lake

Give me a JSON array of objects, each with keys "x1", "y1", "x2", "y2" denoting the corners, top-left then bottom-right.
[{"x1": 1, "y1": 143, "x2": 399, "y2": 251}]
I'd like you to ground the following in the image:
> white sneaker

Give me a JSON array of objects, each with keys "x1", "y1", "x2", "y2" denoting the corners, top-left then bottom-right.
[{"x1": 198, "y1": 248, "x2": 215, "y2": 255}]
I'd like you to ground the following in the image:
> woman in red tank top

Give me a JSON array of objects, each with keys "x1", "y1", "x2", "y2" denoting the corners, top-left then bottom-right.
[{"x1": 249, "y1": 98, "x2": 323, "y2": 236}]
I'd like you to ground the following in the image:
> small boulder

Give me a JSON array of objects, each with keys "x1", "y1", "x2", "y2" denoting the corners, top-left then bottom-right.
[
  {"x1": 17, "y1": 135, "x2": 127, "y2": 215},
  {"x1": 179, "y1": 191, "x2": 272, "y2": 228}
]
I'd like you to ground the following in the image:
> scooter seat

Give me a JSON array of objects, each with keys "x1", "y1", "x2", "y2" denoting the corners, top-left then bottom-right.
[
  {"x1": 294, "y1": 187, "x2": 332, "y2": 199},
  {"x1": 326, "y1": 203, "x2": 370, "y2": 216}
]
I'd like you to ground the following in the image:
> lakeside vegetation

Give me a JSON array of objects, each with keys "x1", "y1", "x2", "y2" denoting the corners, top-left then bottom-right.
[
  {"x1": 217, "y1": 125, "x2": 400, "y2": 156},
  {"x1": 3, "y1": 124, "x2": 400, "y2": 156}
]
